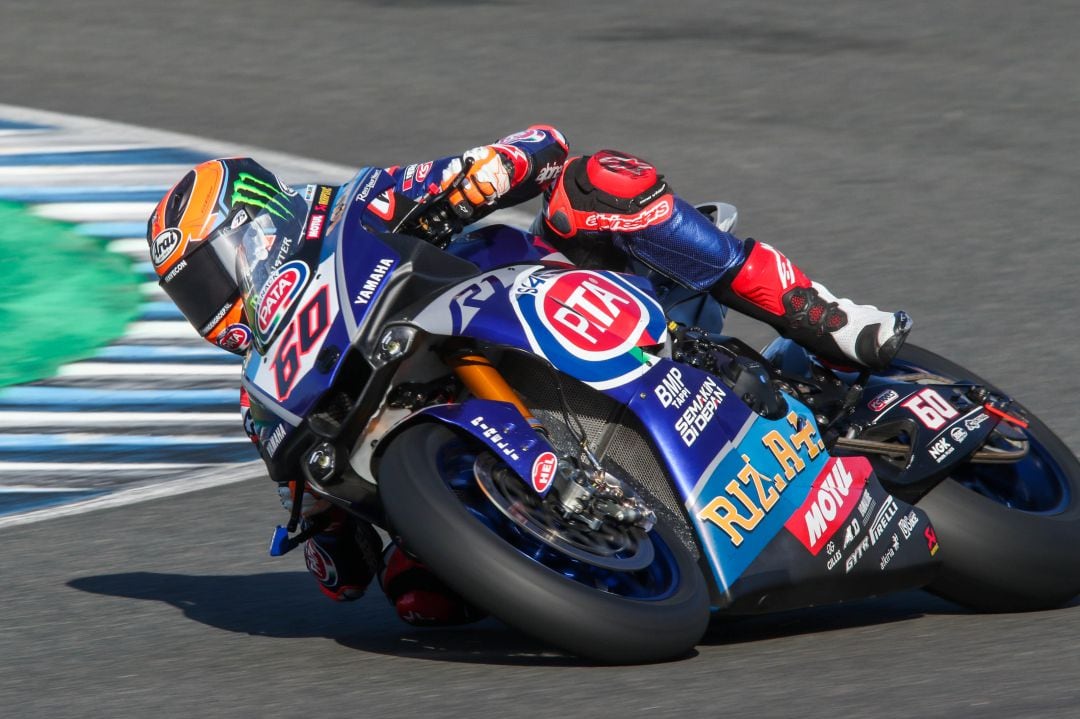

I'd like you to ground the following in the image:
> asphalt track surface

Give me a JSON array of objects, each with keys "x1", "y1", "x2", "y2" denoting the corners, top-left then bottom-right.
[{"x1": 3, "y1": 1, "x2": 1080, "y2": 716}]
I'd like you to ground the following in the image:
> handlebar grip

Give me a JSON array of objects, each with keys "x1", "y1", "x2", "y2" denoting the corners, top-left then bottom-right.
[{"x1": 447, "y1": 189, "x2": 475, "y2": 219}]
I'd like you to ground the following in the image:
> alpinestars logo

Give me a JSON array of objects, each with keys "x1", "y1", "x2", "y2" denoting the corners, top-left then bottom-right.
[{"x1": 231, "y1": 173, "x2": 294, "y2": 220}]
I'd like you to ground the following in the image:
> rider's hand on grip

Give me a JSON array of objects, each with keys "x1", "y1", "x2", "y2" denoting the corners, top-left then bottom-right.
[{"x1": 440, "y1": 146, "x2": 513, "y2": 217}]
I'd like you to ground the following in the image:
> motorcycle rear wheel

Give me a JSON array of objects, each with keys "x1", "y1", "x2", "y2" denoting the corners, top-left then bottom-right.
[
  {"x1": 896, "y1": 345, "x2": 1080, "y2": 611},
  {"x1": 378, "y1": 425, "x2": 710, "y2": 663}
]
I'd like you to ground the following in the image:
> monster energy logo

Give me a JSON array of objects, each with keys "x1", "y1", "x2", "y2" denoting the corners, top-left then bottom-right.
[{"x1": 231, "y1": 173, "x2": 294, "y2": 220}]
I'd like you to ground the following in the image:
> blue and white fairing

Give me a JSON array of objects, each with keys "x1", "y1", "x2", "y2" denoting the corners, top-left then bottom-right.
[
  {"x1": 240, "y1": 172, "x2": 404, "y2": 451},
  {"x1": 407, "y1": 245, "x2": 933, "y2": 597},
  {"x1": 239, "y1": 175, "x2": 934, "y2": 600}
]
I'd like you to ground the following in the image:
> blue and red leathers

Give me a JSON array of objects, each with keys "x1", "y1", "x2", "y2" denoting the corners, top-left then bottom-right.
[{"x1": 249, "y1": 124, "x2": 909, "y2": 625}]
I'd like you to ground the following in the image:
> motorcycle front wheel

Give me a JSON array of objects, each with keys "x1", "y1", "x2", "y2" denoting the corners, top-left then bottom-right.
[{"x1": 378, "y1": 424, "x2": 710, "y2": 663}]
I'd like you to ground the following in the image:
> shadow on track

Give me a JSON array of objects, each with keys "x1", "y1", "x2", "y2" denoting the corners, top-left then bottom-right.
[
  {"x1": 702, "y1": 590, "x2": 965, "y2": 646},
  {"x1": 67, "y1": 571, "x2": 588, "y2": 666},
  {"x1": 65, "y1": 572, "x2": 1013, "y2": 666}
]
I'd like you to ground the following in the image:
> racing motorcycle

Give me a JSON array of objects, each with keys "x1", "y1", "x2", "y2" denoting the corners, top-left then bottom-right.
[{"x1": 239, "y1": 168, "x2": 1080, "y2": 663}]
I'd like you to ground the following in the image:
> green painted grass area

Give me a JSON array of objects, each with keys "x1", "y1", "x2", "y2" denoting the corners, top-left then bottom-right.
[{"x1": 0, "y1": 201, "x2": 142, "y2": 388}]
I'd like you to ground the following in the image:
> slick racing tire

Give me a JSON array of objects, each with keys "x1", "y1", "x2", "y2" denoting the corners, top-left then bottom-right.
[
  {"x1": 897, "y1": 345, "x2": 1080, "y2": 611},
  {"x1": 378, "y1": 425, "x2": 710, "y2": 664}
]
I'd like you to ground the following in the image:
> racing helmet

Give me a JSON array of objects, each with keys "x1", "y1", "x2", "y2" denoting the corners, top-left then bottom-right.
[{"x1": 147, "y1": 157, "x2": 306, "y2": 354}]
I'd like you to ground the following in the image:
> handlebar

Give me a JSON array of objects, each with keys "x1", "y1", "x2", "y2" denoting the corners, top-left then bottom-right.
[{"x1": 392, "y1": 157, "x2": 475, "y2": 248}]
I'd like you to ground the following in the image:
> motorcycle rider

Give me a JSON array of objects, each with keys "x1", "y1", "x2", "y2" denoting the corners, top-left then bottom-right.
[{"x1": 147, "y1": 124, "x2": 911, "y2": 626}]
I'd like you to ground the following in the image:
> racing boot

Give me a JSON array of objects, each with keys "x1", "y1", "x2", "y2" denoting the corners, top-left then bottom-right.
[
  {"x1": 278, "y1": 485, "x2": 382, "y2": 601},
  {"x1": 379, "y1": 545, "x2": 486, "y2": 626},
  {"x1": 714, "y1": 240, "x2": 912, "y2": 371}
]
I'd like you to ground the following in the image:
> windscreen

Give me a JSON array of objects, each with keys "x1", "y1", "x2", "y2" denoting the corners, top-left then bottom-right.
[{"x1": 233, "y1": 193, "x2": 312, "y2": 350}]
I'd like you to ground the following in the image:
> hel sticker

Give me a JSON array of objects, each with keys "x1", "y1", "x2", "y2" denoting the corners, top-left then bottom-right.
[
  {"x1": 537, "y1": 270, "x2": 648, "y2": 359},
  {"x1": 531, "y1": 451, "x2": 558, "y2": 492},
  {"x1": 256, "y1": 260, "x2": 310, "y2": 339},
  {"x1": 150, "y1": 227, "x2": 184, "y2": 268}
]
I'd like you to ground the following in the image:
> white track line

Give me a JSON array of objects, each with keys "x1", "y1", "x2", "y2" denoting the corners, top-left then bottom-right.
[
  {"x1": 123, "y1": 321, "x2": 201, "y2": 340},
  {"x1": 0, "y1": 432, "x2": 249, "y2": 445},
  {"x1": 107, "y1": 238, "x2": 151, "y2": 257},
  {"x1": 0, "y1": 462, "x2": 265, "y2": 530},
  {"x1": 0, "y1": 411, "x2": 239, "y2": 427},
  {"x1": 0, "y1": 462, "x2": 219, "y2": 472},
  {"x1": 0, "y1": 164, "x2": 201, "y2": 181},
  {"x1": 0, "y1": 142, "x2": 156, "y2": 156},
  {"x1": 32, "y1": 201, "x2": 155, "y2": 223},
  {"x1": 56, "y1": 362, "x2": 240, "y2": 378},
  {"x1": 0, "y1": 485, "x2": 100, "y2": 492}
]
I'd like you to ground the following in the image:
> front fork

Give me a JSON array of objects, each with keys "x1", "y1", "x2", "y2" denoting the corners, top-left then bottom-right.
[{"x1": 446, "y1": 352, "x2": 545, "y2": 434}]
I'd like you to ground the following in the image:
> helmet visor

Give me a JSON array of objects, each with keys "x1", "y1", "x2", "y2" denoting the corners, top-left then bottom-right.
[{"x1": 159, "y1": 231, "x2": 243, "y2": 337}]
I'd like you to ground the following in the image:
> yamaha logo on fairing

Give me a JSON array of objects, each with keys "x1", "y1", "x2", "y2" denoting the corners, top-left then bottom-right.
[
  {"x1": 150, "y1": 228, "x2": 183, "y2": 267},
  {"x1": 353, "y1": 258, "x2": 396, "y2": 305}
]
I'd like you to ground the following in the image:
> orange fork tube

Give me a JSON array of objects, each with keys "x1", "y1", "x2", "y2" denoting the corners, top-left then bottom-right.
[{"x1": 448, "y1": 353, "x2": 544, "y2": 432}]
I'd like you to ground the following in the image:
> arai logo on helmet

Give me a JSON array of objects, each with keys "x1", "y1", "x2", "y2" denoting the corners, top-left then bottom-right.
[
  {"x1": 216, "y1": 323, "x2": 252, "y2": 353},
  {"x1": 150, "y1": 228, "x2": 184, "y2": 268},
  {"x1": 531, "y1": 451, "x2": 558, "y2": 492},
  {"x1": 536, "y1": 270, "x2": 648, "y2": 360},
  {"x1": 256, "y1": 260, "x2": 310, "y2": 338}
]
